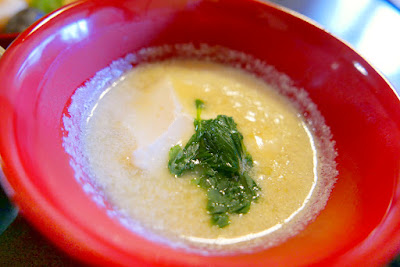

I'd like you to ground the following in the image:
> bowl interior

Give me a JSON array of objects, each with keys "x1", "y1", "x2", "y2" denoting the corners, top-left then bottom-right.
[{"x1": 0, "y1": 0, "x2": 400, "y2": 266}]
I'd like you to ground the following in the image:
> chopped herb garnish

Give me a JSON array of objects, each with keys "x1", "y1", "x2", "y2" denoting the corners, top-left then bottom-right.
[{"x1": 168, "y1": 99, "x2": 260, "y2": 228}]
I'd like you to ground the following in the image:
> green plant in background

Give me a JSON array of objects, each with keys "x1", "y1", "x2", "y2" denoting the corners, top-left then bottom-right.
[{"x1": 30, "y1": 0, "x2": 63, "y2": 13}]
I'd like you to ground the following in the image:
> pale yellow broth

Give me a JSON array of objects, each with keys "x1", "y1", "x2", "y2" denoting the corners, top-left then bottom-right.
[{"x1": 84, "y1": 60, "x2": 318, "y2": 251}]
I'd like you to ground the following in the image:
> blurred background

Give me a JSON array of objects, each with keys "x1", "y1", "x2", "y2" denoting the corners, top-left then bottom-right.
[
  {"x1": 0, "y1": 0, "x2": 399, "y2": 265},
  {"x1": 267, "y1": 0, "x2": 400, "y2": 94}
]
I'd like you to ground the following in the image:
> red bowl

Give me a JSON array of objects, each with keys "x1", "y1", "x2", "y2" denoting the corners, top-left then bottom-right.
[
  {"x1": 0, "y1": 33, "x2": 18, "y2": 48},
  {"x1": 1, "y1": 0, "x2": 400, "y2": 266}
]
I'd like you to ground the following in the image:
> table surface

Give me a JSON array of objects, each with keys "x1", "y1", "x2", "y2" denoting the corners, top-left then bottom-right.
[
  {"x1": 268, "y1": 0, "x2": 400, "y2": 94},
  {"x1": 1, "y1": 0, "x2": 400, "y2": 266}
]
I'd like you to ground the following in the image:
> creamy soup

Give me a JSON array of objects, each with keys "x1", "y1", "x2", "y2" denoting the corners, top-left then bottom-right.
[{"x1": 63, "y1": 45, "x2": 337, "y2": 254}]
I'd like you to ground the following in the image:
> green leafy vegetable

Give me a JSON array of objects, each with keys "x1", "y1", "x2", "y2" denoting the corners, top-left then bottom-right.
[
  {"x1": 30, "y1": 0, "x2": 63, "y2": 13},
  {"x1": 168, "y1": 99, "x2": 260, "y2": 228}
]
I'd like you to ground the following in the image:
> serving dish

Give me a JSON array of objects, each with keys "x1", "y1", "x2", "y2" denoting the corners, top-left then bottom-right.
[{"x1": 0, "y1": 0, "x2": 399, "y2": 265}]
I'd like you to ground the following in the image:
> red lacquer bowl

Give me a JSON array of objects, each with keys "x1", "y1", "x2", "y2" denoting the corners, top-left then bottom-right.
[
  {"x1": 0, "y1": 33, "x2": 18, "y2": 48},
  {"x1": 0, "y1": 0, "x2": 400, "y2": 266}
]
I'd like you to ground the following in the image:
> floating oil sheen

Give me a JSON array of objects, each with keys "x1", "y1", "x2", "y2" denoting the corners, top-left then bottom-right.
[{"x1": 63, "y1": 45, "x2": 337, "y2": 254}]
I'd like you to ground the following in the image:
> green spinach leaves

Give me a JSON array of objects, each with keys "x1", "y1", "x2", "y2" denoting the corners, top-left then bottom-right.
[{"x1": 168, "y1": 100, "x2": 260, "y2": 228}]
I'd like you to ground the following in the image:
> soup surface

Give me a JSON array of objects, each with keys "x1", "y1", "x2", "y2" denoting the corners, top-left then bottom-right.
[{"x1": 64, "y1": 47, "x2": 337, "y2": 254}]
